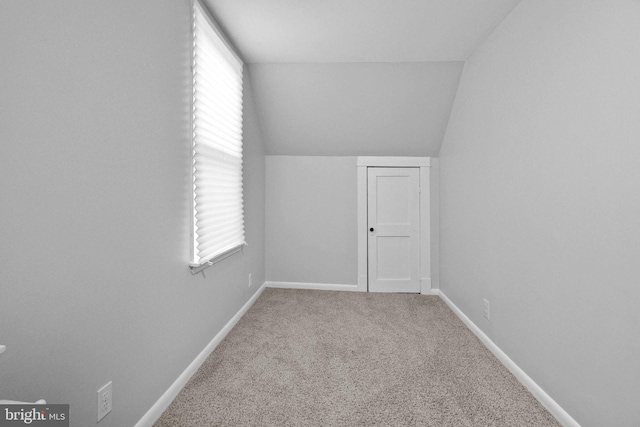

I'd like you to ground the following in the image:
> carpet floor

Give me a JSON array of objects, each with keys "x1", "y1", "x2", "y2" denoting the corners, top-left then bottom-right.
[{"x1": 154, "y1": 288, "x2": 560, "y2": 426}]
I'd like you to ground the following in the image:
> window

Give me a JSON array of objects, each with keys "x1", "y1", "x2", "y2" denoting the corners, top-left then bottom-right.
[{"x1": 190, "y1": 0, "x2": 245, "y2": 273}]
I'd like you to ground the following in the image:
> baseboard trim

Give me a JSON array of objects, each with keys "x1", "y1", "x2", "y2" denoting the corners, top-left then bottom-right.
[
  {"x1": 134, "y1": 282, "x2": 267, "y2": 427},
  {"x1": 437, "y1": 290, "x2": 580, "y2": 427},
  {"x1": 265, "y1": 281, "x2": 359, "y2": 292}
]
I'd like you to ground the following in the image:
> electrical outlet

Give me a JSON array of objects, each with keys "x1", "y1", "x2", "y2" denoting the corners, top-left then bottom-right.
[
  {"x1": 248, "y1": 273, "x2": 252, "y2": 287},
  {"x1": 483, "y1": 299, "x2": 490, "y2": 320},
  {"x1": 97, "y1": 381, "x2": 112, "y2": 422}
]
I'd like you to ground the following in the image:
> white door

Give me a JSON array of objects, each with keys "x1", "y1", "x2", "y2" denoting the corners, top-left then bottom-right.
[{"x1": 368, "y1": 167, "x2": 421, "y2": 293}]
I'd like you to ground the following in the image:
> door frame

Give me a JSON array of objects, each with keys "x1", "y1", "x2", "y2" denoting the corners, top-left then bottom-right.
[{"x1": 356, "y1": 157, "x2": 432, "y2": 294}]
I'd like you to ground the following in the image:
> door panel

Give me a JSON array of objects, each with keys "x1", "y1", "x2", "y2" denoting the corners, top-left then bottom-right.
[
  {"x1": 368, "y1": 168, "x2": 420, "y2": 293},
  {"x1": 376, "y1": 176, "x2": 411, "y2": 224},
  {"x1": 377, "y1": 237, "x2": 410, "y2": 279}
]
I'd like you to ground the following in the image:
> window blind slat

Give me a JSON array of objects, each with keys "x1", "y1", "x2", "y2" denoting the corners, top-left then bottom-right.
[
  {"x1": 193, "y1": 101, "x2": 243, "y2": 133},
  {"x1": 193, "y1": 81, "x2": 242, "y2": 116},
  {"x1": 198, "y1": 228, "x2": 245, "y2": 249},
  {"x1": 192, "y1": 70, "x2": 242, "y2": 102},
  {"x1": 196, "y1": 213, "x2": 245, "y2": 226},
  {"x1": 198, "y1": 243, "x2": 242, "y2": 263},
  {"x1": 193, "y1": 125, "x2": 243, "y2": 152},
  {"x1": 191, "y1": 0, "x2": 245, "y2": 267},
  {"x1": 197, "y1": 219, "x2": 244, "y2": 237},
  {"x1": 193, "y1": 117, "x2": 243, "y2": 137},
  {"x1": 194, "y1": 145, "x2": 241, "y2": 160},
  {"x1": 198, "y1": 226, "x2": 245, "y2": 248},
  {"x1": 193, "y1": 170, "x2": 242, "y2": 183},
  {"x1": 194, "y1": 200, "x2": 243, "y2": 214},
  {"x1": 193, "y1": 52, "x2": 242, "y2": 87}
]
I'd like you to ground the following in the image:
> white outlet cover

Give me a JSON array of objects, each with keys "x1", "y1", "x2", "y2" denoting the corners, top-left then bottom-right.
[{"x1": 97, "y1": 381, "x2": 112, "y2": 422}]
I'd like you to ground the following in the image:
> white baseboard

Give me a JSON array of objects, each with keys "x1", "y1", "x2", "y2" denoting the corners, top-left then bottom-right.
[
  {"x1": 437, "y1": 290, "x2": 580, "y2": 427},
  {"x1": 134, "y1": 282, "x2": 267, "y2": 427},
  {"x1": 265, "y1": 281, "x2": 359, "y2": 292}
]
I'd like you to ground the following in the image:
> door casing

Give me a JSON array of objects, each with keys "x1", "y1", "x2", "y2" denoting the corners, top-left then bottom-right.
[{"x1": 356, "y1": 156, "x2": 432, "y2": 294}]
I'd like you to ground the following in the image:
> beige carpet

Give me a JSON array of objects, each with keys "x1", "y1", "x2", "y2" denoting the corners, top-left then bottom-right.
[{"x1": 154, "y1": 288, "x2": 559, "y2": 426}]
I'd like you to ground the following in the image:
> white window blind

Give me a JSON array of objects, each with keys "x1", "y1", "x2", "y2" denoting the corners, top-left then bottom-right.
[{"x1": 190, "y1": 0, "x2": 245, "y2": 271}]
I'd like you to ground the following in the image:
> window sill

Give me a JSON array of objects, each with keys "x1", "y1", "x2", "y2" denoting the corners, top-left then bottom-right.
[{"x1": 189, "y1": 243, "x2": 246, "y2": 275}]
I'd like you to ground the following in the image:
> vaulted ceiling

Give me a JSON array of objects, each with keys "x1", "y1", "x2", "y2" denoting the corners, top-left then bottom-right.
[{"x1": 204, "y1": 0, "x2": 523, "y2": 155}]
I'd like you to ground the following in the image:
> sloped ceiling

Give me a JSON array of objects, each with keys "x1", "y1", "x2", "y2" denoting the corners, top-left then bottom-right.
[
  {"x1": 204, "y1": 0, "x2": 522, "y2": 155},
  {"x1": 248, "y1": 62, "x2": 464, "y2": 156},
  {"x1": 205, "y1": 0, "x2": 522, "y2": 63}
]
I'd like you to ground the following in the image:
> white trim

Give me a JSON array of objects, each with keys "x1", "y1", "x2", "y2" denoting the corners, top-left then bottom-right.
[
  {"x1": 134, "y1": 282, "x2": 267, "y2": 427},
  {"x1": 357, "y1": 156, "x2": 431, "y2": 167},
  {"x1": 265, "y1": 281, "x2": 359, "y2": 292},
  {"x1": 357, "y1": 274, "x2": 368, "y2": 292},
  {"x1": 419, "y1": 166, "x2": 431, "y2": 294},
  {"x1": 437, "y1": 290, "x2": 580, "y2": 427},
  {"x1": 420, "y1": 278, "x2": 433, "y2": 295},
  {"x1": 189, "y1": 243, "x2": 245, "y2": 274},
  {"x1": 357, "y1": 157, "x2": 432, "y2": 294},
  {"x1": 356, "y1": 165, "x2": 368, "y2": 292},
  {"x1": 429, "y1": 158, "x2": 440, "y2": 290}
]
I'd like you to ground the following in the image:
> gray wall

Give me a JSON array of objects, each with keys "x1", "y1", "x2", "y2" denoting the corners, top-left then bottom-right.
[
  {"x1": 439, "y1": 1, "x2": 640, "y2": 426},
  {"x1": 0, "y1": 2, "x2": 265, "y2": 426},
  {"x1": 249, "y1": 62, "x2": 463, "y2": 156},
  {"x1": 266, "y1": 156, "x2": 358, "y2": 285}
]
